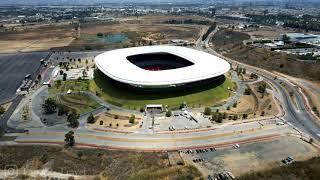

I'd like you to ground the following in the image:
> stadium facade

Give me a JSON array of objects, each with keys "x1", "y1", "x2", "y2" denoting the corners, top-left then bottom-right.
[{"x1": 95, "y1": 46, "x2": 230, "y2": 88}]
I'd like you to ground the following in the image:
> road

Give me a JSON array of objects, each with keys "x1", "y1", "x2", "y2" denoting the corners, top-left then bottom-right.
[{"x1": 201, "y1": 26, "x2": 320, "y2": 141}]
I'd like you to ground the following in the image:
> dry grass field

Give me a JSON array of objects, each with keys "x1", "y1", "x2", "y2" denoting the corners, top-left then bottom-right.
[
  {"x1": 0, "y1": 23, "x2": 76, "y2": 53},
  {"x1": 211, "y1": 29, "x2": 320, "y2": 81},
  {"x1": 0, "y1": 145, "x2": 202, "y2": 179}
]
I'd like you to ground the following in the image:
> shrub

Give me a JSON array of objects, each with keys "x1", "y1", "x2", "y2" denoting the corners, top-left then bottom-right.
[
  {"x1": 0, "y1": 106, "x2": 5, "y2": 115},
  {"x1": 204, "y1": 107, "x2": 212, "y2": 115},
  {"x1": 166, "y1": 110, "x2": 172, "y2": 117},
  {"x1": 87, "y1": 113, "x2": 95, "y2": 124},
  {"x1": 129, "y1": 115, "x2": 135, "y2": 123}
]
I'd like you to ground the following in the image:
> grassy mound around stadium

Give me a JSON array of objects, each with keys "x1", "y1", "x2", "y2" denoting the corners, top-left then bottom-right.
[{"x1": 89, "y1": 69, "x2": 235, "y2": 110}]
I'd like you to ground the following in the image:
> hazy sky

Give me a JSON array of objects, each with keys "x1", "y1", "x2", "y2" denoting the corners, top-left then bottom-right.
[{"x1": 2, "y1": 0, "x2": 317, "y2": 6}]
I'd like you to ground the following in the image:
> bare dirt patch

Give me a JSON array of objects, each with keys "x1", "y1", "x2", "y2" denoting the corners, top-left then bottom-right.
[{"x1": 90, "y1": 111, "x2": 142, "y2": 130}]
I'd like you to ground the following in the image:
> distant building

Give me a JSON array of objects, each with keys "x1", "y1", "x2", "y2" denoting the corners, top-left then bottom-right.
[{"x1": 280, "y1": 33, "x2": 320, "y2": 48}]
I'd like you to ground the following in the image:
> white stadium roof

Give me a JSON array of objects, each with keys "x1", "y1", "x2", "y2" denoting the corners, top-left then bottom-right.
[{"x1": 95, "y1": 46, "x2": 230, "y2": 88}]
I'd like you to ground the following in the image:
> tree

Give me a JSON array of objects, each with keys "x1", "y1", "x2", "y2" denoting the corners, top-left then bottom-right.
[
  {"x1": 97, "y1": 32, "x2": 103, "y2": 37},
  {"x1": 42, "y1": 98, "x2": 57, "y2": 114},
  {"x1": 260, "y1": 111, "x2": 265, "y2": 116},
  {"x1": 37, "y1": 74, "x2": 42, "y2": 81},
  {"x1": 282, "y1": 34, "x2": 291, "y2": 43},
  {"x1": 232, "y1": 115, "x2": 238, "y2": 120},
  {"x1": 204, "y1": 107, "x2": 212, "y2": 115},
  {"x1": 63, "y1": 73, "x2": 67, "y2": 81},
  {"x1": 222, "y1": 112, "x2": 227, "y2": 119},
  {"x1": 57, "y1": 105, "x2": 68, "y2": 116},
  {"x1": 87, "y1": 113, "x2": 95, "y2": 124},
  {"x1": 244, "y1": 88, "x2": 251, "y2": 95},
  {"x1": 233, "y1": 102, "x2": 237, "y2": 108},
  {"x1": 64, "y1": 131, "x2": 75, "y2": 147},
  {"x1": 67, "y1": 110, "x2": 79, "y2": 128},
  {"x1": 59, "y1": 70, "x2": 64, "y2": 75},
  {"x1": 0, "y1": 106, "x2": 5, "y2": 115},
  {"x1": 166, "y1": 110, "x2": 172, "y2": 117},
  {"x1": 129, "y1": 115, "x2": 135, "y2": 124},
  {"x1": 243, "y1": 114, "x2": 248, "y2": 119},
  {"x1": 258, "y1": 82, "x2": 267, "y2": 94},
  {"x1": 139, "y1": 107, "x2": 145, "y2": 113}
]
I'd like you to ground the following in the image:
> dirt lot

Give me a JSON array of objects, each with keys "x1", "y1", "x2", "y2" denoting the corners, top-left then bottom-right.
[
  {"x1": 0, "y1": 23, "x2": 75, "y2": 53},
  {"x1": 224, "y1": 82, "x2": 278, "y2": 118},
  {"x1": 91, "y1": 111, "x2": 142, "y2": 130},
  {"x1": 0, "y1": 145, "x2": 201, "y2": 179},
  {"x1": 211, "y1": 29, "x2": 320, "y2": 81},
  {"x1": 228, "y1": 95, "x2": 256, "y2": 114}
]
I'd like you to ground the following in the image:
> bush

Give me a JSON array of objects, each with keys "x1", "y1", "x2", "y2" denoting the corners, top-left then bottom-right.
[
  {"x1": 244, "y1": 88, "x2": 251, "y2": 95},
  {"x1": 87, "y1": 113, "x2": 95, "y2": 124},
  {"x1": 129, "y1": 115, "x2": 135, "y2": 124},
  {"x1": 64, "y1": 131, "x2": 75, "y2": 147},
  {"x1": 204, "y1": 107, "x2": 212, "y2": 115},
  {"x1": 140, "y1": 107, "x2": 145, "y2": 113},
  {"x1": 233, "y1": 102, "x2": 237, "y2": 108},
  {"x1": 0, "y1": 106, "x2": 5, "y2": 115},
  {"x1": 166, "y1": 110, "x2": 172, "y2": 117},
  {"x1": 67, "y1": 111, "x2": 79, "y2": 128},
  {"x1": 42, "y1": 98, "x2": 57, "y2": 114}
]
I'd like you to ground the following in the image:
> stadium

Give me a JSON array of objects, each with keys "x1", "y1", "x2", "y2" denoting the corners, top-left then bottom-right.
[{"x1": 95, "y1": 46, "x2": 230, "y2": 89}]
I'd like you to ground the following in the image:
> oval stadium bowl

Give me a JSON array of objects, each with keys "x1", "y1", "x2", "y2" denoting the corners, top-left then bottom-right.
[{"x1": 95, "y1": 45, "x2": 230, "y2": 88}]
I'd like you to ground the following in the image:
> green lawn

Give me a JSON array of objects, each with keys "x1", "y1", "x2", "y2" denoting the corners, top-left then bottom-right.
[
  {"x1": 89, "y1": 69, "x2": 235, "y2": 110},
  {"x1": 49, "y1": 80, "x2": 100, "y2": 114},
  {"x1": 49, "y1": 71, "x2": 235, "y2": 110},
  {"x1": 56, "y1": 94, "x2": 101, "y2": 114},
  {"x1": 49, "y1": 79, "x2": 90, "y2": 94}
]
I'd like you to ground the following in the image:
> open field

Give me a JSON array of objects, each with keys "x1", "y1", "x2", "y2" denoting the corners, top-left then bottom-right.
[
  {"x1": 0, "y1": 23, "x2": 76, "y2": 53},
  {"x1": 90, "y1": 70, "x2": 235, "y2": 110},
  {"x1": 0, "y1": 16, "x2": 202, "y2": 53},
  {"x1": 69, "y1": 23, "x2": 200, "y2": 50},
  {"x1": 211, "y1": 29, "x2": 320, "y2": 81},
  {"x1": 0, "y1": 52, "x2": 47, "y2": 104},
  {"x1": 0, "y1": 145, "x2": 201, "y2": 179}
]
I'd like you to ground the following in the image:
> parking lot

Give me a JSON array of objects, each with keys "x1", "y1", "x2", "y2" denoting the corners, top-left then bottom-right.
[
  {"x1": 0, "y1": 52, "x2": 48, "y2": 103},
  {"x1": 181, "y1": 136, "x2": 319, "y2": 177}
]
